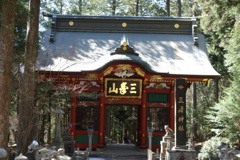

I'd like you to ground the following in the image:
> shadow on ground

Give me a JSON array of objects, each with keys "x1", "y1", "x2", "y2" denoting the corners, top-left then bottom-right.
[{"x1": 88, "y1": 144, "x2": 147, "y2": 160}]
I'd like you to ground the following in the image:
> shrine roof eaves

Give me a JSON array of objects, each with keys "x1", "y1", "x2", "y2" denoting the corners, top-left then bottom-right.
[
  {"x1": 36, "y1": 14, "x2": 220, "y2": 78},
  {"x1": 43, "y1": 12, "x2": 196, "y2": 42}
]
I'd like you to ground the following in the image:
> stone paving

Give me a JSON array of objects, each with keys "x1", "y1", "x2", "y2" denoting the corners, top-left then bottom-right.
[{"x1": 88, "y1": 144, "x2": 148, "y2": 160}]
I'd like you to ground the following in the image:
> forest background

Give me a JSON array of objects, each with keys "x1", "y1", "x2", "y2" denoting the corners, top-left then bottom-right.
[{"x1": 0, "y1": 0, "x2": 239, "y2": 158}]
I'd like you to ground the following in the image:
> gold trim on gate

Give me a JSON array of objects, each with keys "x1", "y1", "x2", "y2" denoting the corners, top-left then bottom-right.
[
  {"x1": 116, "y1": 64, "x2": 132, "y2": 70},
  {"x1": 135, "y1": 67, "x2": 145, "y2": 77},
  {"x1": 104, "y1": 67, "x2": 113, "y2": 76}
]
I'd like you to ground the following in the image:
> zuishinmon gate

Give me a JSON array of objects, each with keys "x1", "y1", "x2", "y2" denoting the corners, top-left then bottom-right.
[{"x1": 36, "y1": 13, "x2": 219, "y2": 151}]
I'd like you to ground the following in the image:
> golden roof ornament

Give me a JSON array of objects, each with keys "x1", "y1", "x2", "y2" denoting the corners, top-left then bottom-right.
[{"x1": 111, "y1": 35, "x2": 139, "y2": 56}]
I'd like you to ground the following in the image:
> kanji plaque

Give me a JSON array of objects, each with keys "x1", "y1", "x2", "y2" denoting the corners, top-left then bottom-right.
[{"x1": 105, "y1": 78, "x2": 142, "y2": 98}]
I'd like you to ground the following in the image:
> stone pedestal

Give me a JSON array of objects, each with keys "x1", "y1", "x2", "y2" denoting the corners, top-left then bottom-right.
[
  {"x1": 63, "y1": 141, "x2": 75, "y2": 156},
  {"x1": 160, "y1": 136, "x2": 174, "y2": 160},
  {"x1": 14, "y1": 154, "x2": 28, "y2": 160},
  {"x1": 73, "y1": 148, "x2": 89, "y2": 160},
  {"x1": 159, "y1": 125, "x2": 174, "y2": 160},
  {"x1": 165, "y1": 139, "x2": 197, "y2": 160},
  {"x1": 52, "y1": 107, "x2": 64, "y2": 149},
  {"x1": 38, "y1": 145, "x2": 51, "y2": 160},
  {"x1": 57, "y1": 148, "x2": 71, "y2": 160},
  {"x1": 62, "y1": 128, "x2": 75, "y2": 156},
  {"x1": 148, "y1": 149, "x2": 153, "y2": 160},
  {"x1": 217, "y1": 142, "x2": 226, "y2": 160},
  {"x1": 27, "y1": 140, "x2": 39, "y2": 160},
  {"x1": 166, "y1": 148, "x2": 196, "y2": 160},
  {"x1": 0, "y1": 148, "x2": 7, "y2": 160},
  {"x1": 147, "y1": 129, "x2": 154, "y2": 151},
  {"x1": 87, "y1": 129, "x2": 94, "y2": 152}
]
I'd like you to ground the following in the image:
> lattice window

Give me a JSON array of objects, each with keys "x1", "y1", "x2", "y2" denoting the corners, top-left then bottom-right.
[
  {"x1": 75, "y1": 105, "x2": 99, "y2": 130},
  {"x1": 147, "y1": 93, "x2": 169, "y2": 103},
  {"x1": 147, "y1": 107, "x2": 169, "y2": 132}
]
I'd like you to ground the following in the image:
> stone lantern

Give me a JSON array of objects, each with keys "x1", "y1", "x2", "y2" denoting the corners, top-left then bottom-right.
[
  {"x1": 14, "y1": 154, "x2": 27, "y2": 160},
  {"x1": 221, "y1": 145, "x2": 231, "y2": 160},
  {"x1": 0, "y1": 148, "x2": 7, "y2": 160},
  {"x1": 52, "y1": 106, "x2": 64, "y2": 148},
  {"x1": 39, "y1": 146, "x2": 50, "y2": 160},
  {"x1": 87, "y1": 129, "x2": 94, "y2": 152},
  {"x1": 147, "y1": 129, "x2": 154, "y2": 151}
]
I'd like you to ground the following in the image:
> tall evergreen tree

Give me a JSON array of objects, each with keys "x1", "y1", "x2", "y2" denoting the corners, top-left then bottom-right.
[
  {"x1": 112, "y1": 0, "x2": 117, "y2": 15},
  {"x1": 0, "y1": 0, "x2": 16, "y2": 149},
  {"x1": 166, "y1": 0, "x2": 170, "y2": 16},
  {"x1": 17, "y1": 0, "x2": 40, "y2": 153},
  {"x1": 181, "y1": 0, "x2": 198, "y2": 17},
  {"x1": 177, "y1": 0, "x2": 181, "y2": 16},
  {"x1": 136, "y1": 0, "x2": 139, "y2": 16},
  {"x1": 199, "y1": 0, "x2": 240, "y2": 142}
]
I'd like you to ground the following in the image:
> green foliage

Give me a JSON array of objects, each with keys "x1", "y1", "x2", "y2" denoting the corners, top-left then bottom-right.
[
  {"x1": 199, "y1": 0, "x2": 240, "y2": 143},
  {"x1": 181, "y1": 0, "x2": 195, "y2": 17},
  {"x1": 36, "y1": 80, "x2": 71, "y2": 108},
  {"x1": 36, "y1": 80, "x2": 72, "y2": 143},
  {"x1": 137, "y1": 0, "x2": 167, "y2": 16},
  {"x1": 198, "y1": 136, "x2": 230, "y2": 160},
  {"x1": 186, "y1": 83, "x2": 217, "y2": 141},
  {"x1": 206, "y1": 68, "x2": 240, "y2": 142},
  {"x1": 225, "y1": 17, "x2": 240, "y2": 75},
  {"x1": 107, "y1": 105, "x2": 138, "y2": 143},
  {"x1": 40, "y1": 0, "x2": 187, "y2": 18},
  {"x1": 199, "y1": 0, "x2": 239, "y2": 75},
  {"x1": 14, "y1": 0, "x2": 28, "y2": 62},
  {"x1": 40, "y1": 0, "x2": 182, "y2": 31},
  {"x1": 9, "y1": 0, "x2": 28, "y2": 116}
]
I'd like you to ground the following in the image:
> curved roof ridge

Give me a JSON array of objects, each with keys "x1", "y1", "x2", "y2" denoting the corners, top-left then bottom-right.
[{"x1": 37, "y1": 16, "x2": 220, "y2": 78}]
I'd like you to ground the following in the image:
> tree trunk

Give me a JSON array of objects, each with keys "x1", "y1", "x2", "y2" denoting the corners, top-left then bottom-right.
[
  {"x1": 136, "y1": 0, "x2": 139, "y2": 16},
  {"x1": 47, "y1": 107, "x2": 52, "y2": 144},
  {"x1": 215, "y1": 78, "x2": 219, "y2": 103},
  {"x1": 177, "y1": 0, "x2": 182, "y2": 17},
  {"x1": 0, "y1": 0, "x2": 16, "y2": 149},
  {"x1": 166, "y1": 0, "x2": 170, "y2": 17},
  {"x1": 17, "y1": 0, "x2": 40, "y2": 154},
  {"x1": 39, "y1": 110, "x2": 46, "y2": 144},
  {"x1": 112, "y1": 0, "x2": 116, "y2": 15},
  {"x1": 56, "y1": 0, "x2": 63, "y2": 14},
  {"x1": 191, "y1": 83, "x2": 197, "y2": 140},
  {"x1": 78, "y1": 0, "x2": 83, "y2": 15},
  {"x1": 192, "y1": 0, "x2": 198, "y2": 17}
]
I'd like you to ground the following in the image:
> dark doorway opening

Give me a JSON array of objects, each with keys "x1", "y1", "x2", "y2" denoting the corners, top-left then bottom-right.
[{"x1": 105, "y1": 105, "x2": 139, "y2": 144}]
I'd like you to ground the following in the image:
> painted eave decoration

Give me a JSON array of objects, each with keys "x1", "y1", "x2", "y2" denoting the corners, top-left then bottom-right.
[{"x1": 36, "y1": 13, "x2": 220, "y2": 78}]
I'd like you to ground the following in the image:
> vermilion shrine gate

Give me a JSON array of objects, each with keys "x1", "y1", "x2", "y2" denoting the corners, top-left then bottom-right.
[{"x1": 37, "y1": 14, "x2": 219, "y2": 151}]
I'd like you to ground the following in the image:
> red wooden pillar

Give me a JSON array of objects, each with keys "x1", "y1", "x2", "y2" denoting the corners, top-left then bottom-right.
[
  {"x1": 139, "y1": 90, "x2": 147, "y2": 149},
  {"x1": 170, "y1": 84, "x2": 175, "y2": 130},
  {"x1": 71, "y1": 91, "x2": 77, "y2": 138},
  {"x1": 98, "y1": 104, "x2": 105, "y2": 147},
  {"x1": 98, "y1": 84, "x2": 105, "y2": 148},
  {"x1": 138, "y1": 105, "x2": 141, "y2": 144}
]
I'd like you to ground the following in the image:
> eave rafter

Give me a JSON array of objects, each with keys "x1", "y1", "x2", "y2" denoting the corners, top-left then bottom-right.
[{"x1": 38, "y1": 73, "x2": 213, "y2": 87}]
